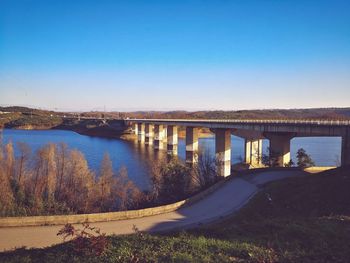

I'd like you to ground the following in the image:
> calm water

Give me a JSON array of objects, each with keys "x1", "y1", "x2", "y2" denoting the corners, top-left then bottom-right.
[{"x1": 1, "y1": 129, "x2": 342, "y2": 190}]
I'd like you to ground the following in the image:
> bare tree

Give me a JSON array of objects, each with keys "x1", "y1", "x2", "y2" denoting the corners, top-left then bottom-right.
[
  {"x1": 97, "y1": 153, "x2": 114, "y2": 211},
  {"x1": 64, "y1": 149, "x2": 96, "y2": 213},
  {"x1": 45, "y1": 144, "x2": 57, "y2": 203},
  {"x1": 113, "y1": 166, "x2": 143, "y2": 211},
  {"x1": 16, "y1": 142, "x2": 31, "y2": 185},
  {"x1": 0, "y1": 144, "x2": 14, "y2": 215},
  {"x1": 0, "y1": 142, "x2": 144, "y2": 216},
  {"x1": 4, "y1": 142, "x2": 15, "y2": 180},
  {"x1": 55, "y1": 143, "x2": 68, "y2": 200},
  {"x1": 195, "y1": 148, "x2": 217, "y2": 188},
  {"x1": 149, "y1": 158, "x2": 192, "y2": 204}
]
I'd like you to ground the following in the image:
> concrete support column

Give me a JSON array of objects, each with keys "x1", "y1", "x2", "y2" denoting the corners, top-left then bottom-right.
[
  {"x1": 266, "y1": 133, "x2": 293, "y2": 167},
  {"x1": 133, "y1": 123, "x2": 138, "y2": 135},
  {"x1": 163, "y1": 126, "x2": 168, "y2": 143},
  {"x1": 154, "y1": 124, "x2": 165, "y2": 150},
  {"x1": 215, "y1": 129, "x2": 231, "y2": 177},
  {"x1": 341, "y1": 128, "x2": 350, "y2": 166},
  {"x1": 186, "y1": 127, "x2": 199, "y2": 165},
  {"x1": 137, "y1": 123, "x2": 145, "y2": 143},
  {"x1": 145, "y1": 124, "x2": 154, "y2": 145},
  {"x1": 167, "y1": 125, "x2": 178, "y2": 155},
  {"x1": 245, "y1": 139, "x2": 263, "y2": 166}
]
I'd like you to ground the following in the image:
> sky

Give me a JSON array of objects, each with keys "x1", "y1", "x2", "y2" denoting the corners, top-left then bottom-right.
[{"x1": 0, "y1": 0, "x2": 349, "y2": 111}]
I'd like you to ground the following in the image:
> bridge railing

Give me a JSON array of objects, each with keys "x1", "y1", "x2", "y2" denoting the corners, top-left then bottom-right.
[
  {"x1": 127, "y1": 118, "x2": 350, "y2": 126},
  {"x1": 61, "y1": 116, "x2": 350, "y2": 126}
]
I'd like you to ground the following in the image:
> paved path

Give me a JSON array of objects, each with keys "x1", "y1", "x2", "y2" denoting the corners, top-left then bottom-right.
[{"x1": 0, "y1": 170, "x2": 306, "y2": 251}]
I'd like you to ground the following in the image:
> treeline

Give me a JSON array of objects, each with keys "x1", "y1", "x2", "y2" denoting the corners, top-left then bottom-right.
[
  {"x1": 123, "y1": 108, "x2": 350, "y2": 120},
  {"x1": 4, "y1": 114, "x2": 63, "y2": 129},
  {"x1": 0, "y1": 142, "x2": 219, "y2": 217},
  {"x1": 2, "y1": 106, "x2": 350, "y2": 121},
  {"x1": 0, "y1": 142, "x2": 144, "y2": 217}
]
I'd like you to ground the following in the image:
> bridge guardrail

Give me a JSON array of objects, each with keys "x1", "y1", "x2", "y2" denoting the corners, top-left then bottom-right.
[
  {"x1": 62, "y1": 116, "x2": 350, "y2": 126},
  {"x1": 126, "y1": 118, "x2": 350, "y2": 126}
]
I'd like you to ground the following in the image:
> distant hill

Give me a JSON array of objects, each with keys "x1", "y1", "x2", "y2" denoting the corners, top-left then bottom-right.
[
  {"x1": 1, "y1": 106, "x2": 350, "y2": 120},
  {"x1": 122, "y1": 108, "x2": 350, "y2": 120}
]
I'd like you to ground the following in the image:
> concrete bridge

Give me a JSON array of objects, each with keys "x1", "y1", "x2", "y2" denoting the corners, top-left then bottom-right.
[{"x1": 126, "y1": 119, "x2": 350, "y2": 177}]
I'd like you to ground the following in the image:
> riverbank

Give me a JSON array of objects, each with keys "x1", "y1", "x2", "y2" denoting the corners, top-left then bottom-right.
[
  {"x1": 55, "y1": 123, "x2": 133, "y2": 140},
  {"x1": 3, "y1": 125, "x2": 214, "y2": 141},
  {"x1": 1, "y1": 112, "x2": 214, "y2": 140},
  {"x1": 0, "y1": 113, "x2": 132, "y2": 140}
]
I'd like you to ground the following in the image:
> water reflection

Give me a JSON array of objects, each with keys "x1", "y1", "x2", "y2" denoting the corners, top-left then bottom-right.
[{"x1": 2, "y1": 129, "x2": 342, "y2": 191}]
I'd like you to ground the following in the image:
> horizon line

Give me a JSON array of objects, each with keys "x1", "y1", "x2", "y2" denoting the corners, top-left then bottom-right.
[{"x1": 1, "y1": 104, "x2": 350, "y2": 113}]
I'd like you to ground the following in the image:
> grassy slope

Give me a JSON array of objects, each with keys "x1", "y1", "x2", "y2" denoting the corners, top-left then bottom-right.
[{"x1": 1, "y1": 167, "x2": 350, "y2": 262}]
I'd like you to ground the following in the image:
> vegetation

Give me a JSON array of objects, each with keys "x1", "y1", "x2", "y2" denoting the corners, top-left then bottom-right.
[
  {"x1": 2, "y1": 106, "x2": 350, "y2": 130},
  {"x1": 0, "y1": 142, "x2": 143, "y2": 216},
  {"x1": 0, "y1": 107, "x2": 64, "y2": 129},
  {"x1": 0, "y1": 142, "x2": 219, "y2": 217},
  {"x1": 261, "y1": 147, "x2": 314, "y2": 168},
  {"x1": 1, "y1": 167, "x2": 349, "y2": 262},
  {"x1": 57, "y1": 223, "x2": 110, "y2": 256},
  {"x1": 296, "y1": 148, "x2": 315, "y2": 168},
  {"x1": 149, "y1": 152, "x2": 218, "y2": 205},
  {"x1": 261, "y1": 147, "x2": 280, "y2": 167},
  {"x1": 2, "y1": 106, "x2": 349, "y2": 140},
  {"x1": 124, "y1": 108, "x2": 350, "y2": 120},
  {"x1": 4, "y1": 114, "x2": 62, "y2": 129}
]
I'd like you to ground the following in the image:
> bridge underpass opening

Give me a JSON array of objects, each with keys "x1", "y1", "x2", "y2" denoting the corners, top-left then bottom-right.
[
  {"x1": 176, "y1": 134, "x2": 269, "y2": 168},
  {"x1": 132, "y1": 121, "x2": 345, "y2": 177},
  {"x1": 290, "y1": 137, "x2": 342, "y2": 167},
  {"x1": 132, "y1": 135, "x2": 341, "y2": 181}
]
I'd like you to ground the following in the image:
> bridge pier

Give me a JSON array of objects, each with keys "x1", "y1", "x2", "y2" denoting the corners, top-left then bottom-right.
[
  {"x1": 145, "y1": 124, "x2": 154, "y2": 145},
  {"x1": 162, "y1": 127, "x2": 167, "y2": 144},
  {"x1": 341, "y1": 129, "x2": 350, "y2": 166},
  {"x1": 137, "y1": 123, "x2": 145, "y2": 143},
  {"x1": 215, "y1": 129, "x2": 231, "y2": 177},
  {"x1": 186, "y1": 127, "x2": 199, "y2": 165},
  {"x1": 265, "y1": 133, "x2": 293, "y2": 167},
  {"x1": 133, "y1": 123, "x2": 138, "y2": 135},
  {"x1": 129, "y1": 119, "x2": 350, "y2": 169},
  {"x1": 154, "y1": 125, "x2": 165, "y2": 150},
  {"x1": 167, "y1": 125, "x2": 178, "y2": 155},
  {"x1": 245, "y1": 139, "x2": 263, "y2": 167}
]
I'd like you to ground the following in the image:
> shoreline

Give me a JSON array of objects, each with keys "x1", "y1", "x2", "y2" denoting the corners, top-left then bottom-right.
[{"x1": 2, "y1": 126, "x2": 214, "y2": 140}]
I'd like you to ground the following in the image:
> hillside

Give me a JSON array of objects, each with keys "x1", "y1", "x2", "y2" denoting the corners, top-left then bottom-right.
[
  {"x1": 122, "y1": 108, "x2": 350, "y2": 120},
  {"x1": 1, "y1": 106, "x2": 350, "y2": 122},
  {"x1": 1, "y1": 167, "x2": 349, "y2": 262},
  {"x1": 0, "y1": 108, "x2": 130, "y2": 139}
]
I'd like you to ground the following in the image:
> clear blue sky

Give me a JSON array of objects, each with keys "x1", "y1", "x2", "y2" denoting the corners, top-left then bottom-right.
[{"x1": 1, "y1": 0, "x2": 349, "y2": 111}]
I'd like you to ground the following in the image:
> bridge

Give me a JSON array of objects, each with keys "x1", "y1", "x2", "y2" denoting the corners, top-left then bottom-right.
[{"x1": 126, "y1": 119, "x2": 350, "y2": 177}]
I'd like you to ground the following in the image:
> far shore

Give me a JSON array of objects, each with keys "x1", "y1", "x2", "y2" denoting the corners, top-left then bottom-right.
[{"x1": 2, "y1": 125, "x2": 214, "y2": 141}]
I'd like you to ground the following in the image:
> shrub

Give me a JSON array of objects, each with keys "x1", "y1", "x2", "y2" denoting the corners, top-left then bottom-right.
[
  {"x1": 57, "y1": 223, "x2": 110, "y2": 256},
  {"x1": 296, "y1": 148, "x2": 315, "y2": 168}
]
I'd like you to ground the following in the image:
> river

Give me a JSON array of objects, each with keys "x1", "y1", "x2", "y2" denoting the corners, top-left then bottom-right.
[{"x1": 1, "y1": 129, "x2": 341, "y2": 190}]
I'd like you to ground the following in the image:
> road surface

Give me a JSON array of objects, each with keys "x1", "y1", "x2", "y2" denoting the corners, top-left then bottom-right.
[{"x1": 0, "y1": 170, "x2": 306, "y2": 251}]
